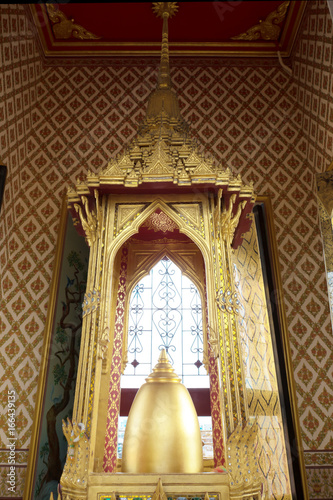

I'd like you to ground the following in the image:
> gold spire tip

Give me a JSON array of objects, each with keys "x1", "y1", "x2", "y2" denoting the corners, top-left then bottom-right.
[
  {"x1": 158, "y1": 348, "x2": 169, "y2": 362},
  {"x1": 152, "y1": 2, "x2": 178, "y2": 19}
]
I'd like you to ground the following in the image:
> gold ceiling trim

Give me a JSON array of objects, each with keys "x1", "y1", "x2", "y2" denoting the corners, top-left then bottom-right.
[
  {"x1": 46, "y1": 3, "x2": 101, "y2": 40},
  {"x1": 231, "y1": 1, "x2": 290, "y2": 41},
  {"x1": 40, "y1": 48, "x2": 291, "y2": 58},
  {"x1": 29, "y1": 3, "x2": 301, "y2": 59}
]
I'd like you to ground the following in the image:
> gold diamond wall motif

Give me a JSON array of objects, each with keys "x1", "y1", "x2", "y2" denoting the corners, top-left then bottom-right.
[{"x1": 232, "y1": 222, "x2": 291, "y2": 499}]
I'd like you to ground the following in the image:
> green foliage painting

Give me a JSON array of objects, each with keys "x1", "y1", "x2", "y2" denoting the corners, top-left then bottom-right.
[{"x1": 33, "y1": 215, "x2": 89, "y2": 500}]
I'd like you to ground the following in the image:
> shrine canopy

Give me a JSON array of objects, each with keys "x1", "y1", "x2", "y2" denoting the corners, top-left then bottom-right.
[{"x1": 67, "y1": 3, "x2": 256, "y2": 249}]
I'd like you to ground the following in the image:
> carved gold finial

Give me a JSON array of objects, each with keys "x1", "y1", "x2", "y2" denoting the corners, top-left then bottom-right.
[
  {"x1": 46, "y1": 4, "x2": 101, "y2": 40},
  {"x1": 146, "y1": 348, "x2": 181, "y2": 383},
  {"x1": 152, "y1": 3, "x2": 178, "y2": 89},
  {"x1": 231, "y1": 1, "x2": 290, "y2": 41}
]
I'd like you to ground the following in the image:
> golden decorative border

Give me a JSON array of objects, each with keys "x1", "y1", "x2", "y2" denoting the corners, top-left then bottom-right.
[
  {"x1": 28, "y1": 3, "x2": 305, "y2": 59},
  {"x1": 256, "y1": 195, "x2": 309, "y2": 500},
  {"x1": 23, "y1": 198, "x2": 68, "y2": 500}
]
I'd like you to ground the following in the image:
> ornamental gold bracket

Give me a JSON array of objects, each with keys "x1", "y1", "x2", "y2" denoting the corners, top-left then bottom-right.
[
  {"x1": 61, "y1": 418, "x2": 89, "y2": 492},
  {"x1": 215, "y1": 191, "x2": 247, "y2": 247},
  {"x1": 207, "y1": 325, "x2": 220, "y2": 360},
  {"x1": 74, "y1": 189, "x2": 102, "y2": 246},
  {"x1": 46, "y1": 3, "x2": 101, "y2": 40},
  {"x1": 231, "y1": 0, "x2": 290, "y2": 41},
  {"x1": 98, "y1": 326, "x2": 110, "y2": 362}
]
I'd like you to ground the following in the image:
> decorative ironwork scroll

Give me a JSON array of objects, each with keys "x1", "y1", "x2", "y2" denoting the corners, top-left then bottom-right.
[{"x1": 122, "y1": 257, "x2": 207, "y2": 385}]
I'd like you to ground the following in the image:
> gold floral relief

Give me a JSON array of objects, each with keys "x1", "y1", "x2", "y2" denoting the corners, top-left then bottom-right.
[
  {"x1": 46, "y1": 4, "x2": 101, "y2": 40},
  {"x1": 231, "y1": 1, "x2": 290, "y2": 41}
]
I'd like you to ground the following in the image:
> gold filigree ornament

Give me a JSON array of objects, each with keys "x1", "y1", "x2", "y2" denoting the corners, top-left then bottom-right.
[
  {"x1": 46, "y1": 4, "x2": 101, "y2": 40},
  {"x1": 216, "y1": 286, "x2": 241, "y2": 316},
  {"x1": 231, "y1": 1, "x2": 290, "y2": 41},
  {"x1": 82, "y1": 288, "x2": 101, "y2": 318}
]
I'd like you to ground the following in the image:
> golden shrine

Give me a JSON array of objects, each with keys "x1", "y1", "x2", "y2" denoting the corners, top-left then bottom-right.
[{"x1": 55, "y1": 2, "x2": 267, "y2": 499}]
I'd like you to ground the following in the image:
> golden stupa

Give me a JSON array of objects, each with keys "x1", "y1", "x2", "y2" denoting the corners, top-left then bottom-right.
[{"x1": 121, "y1": 349, "x2": 204, "y2": 473}]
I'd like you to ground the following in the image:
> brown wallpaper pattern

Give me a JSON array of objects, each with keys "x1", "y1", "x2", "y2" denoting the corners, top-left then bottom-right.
[
  {"x1": 291, "y1": 1, "x2": 333, "y2": 497},
  {"x1": 0, "y1": 1, "x2": 332, "y2": 498},
  {"x1": 0, "y1": 4, "x2": 42, "y2": 497}
]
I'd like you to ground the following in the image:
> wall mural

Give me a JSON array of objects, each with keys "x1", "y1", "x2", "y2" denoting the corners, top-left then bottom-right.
[{"x1": 28, "y1": 207, "x2": 89, "y2": 500}]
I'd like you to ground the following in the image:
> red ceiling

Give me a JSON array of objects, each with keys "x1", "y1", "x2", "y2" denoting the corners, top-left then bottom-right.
[{"x1": 29, "y1": 1, "x2": 306, "y2": 59}]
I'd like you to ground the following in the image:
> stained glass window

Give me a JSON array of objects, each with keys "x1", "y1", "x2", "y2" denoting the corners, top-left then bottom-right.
[{"x1": 121, "y1": 256, "x2": 209, "y2": 388}]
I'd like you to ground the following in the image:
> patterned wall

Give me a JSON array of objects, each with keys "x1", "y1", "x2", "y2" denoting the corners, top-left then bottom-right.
[
  {"x1": 0, "y1": 4, "x2": 42, "y2": 497},
  {"x1": 291, "y1": 1, "x2": 333, "y2": 497},
  {"x1": 0, "y1": 1, "x2": 332, "y2": 498}
]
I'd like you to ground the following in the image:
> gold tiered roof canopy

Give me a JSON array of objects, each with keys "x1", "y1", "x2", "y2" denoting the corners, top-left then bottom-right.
[{"x1": 67, "y1": 1, "x2": 256, "y2": 249}]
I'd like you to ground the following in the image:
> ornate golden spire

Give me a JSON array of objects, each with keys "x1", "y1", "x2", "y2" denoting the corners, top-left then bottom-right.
[
  {"x1": 145, "y1": 3, "x2": 182, "y2": 126},
  {"x1": 152, "y1": 2, "x2": 178, "y2": 89}
]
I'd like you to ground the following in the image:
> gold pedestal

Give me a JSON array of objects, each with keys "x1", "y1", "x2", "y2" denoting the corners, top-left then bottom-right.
[{"x1": 87, "y1": 473, "x2": 230, "y2": 500}]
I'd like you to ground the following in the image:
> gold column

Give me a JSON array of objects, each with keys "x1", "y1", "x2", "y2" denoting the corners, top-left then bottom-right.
[{"x1": 212, "y1": 190, "x2": 249, "y2": 435}]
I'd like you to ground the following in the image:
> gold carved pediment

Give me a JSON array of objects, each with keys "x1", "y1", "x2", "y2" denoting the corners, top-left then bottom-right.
[
  {"x1": 115, "y1": 204, "x2": 147, "y2": 233},
  {"x1": 170, "y1": 203, "x2": 202, "y2": 232}
]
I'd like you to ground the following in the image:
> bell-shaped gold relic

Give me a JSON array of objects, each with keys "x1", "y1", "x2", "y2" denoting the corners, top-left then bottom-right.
[{"x1": 121, "y1": 349, "x2": 203, "y2": 473}]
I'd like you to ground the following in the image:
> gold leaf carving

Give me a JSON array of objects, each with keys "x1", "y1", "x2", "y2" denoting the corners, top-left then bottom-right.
[
  {"x1": 216, "y1": 192, "x2": 247, "y2": 246},
  {"x1": 231, "y1": 1, "x2": 290, "y2": 41},
  {"x1": 46, "y1": 4, "x2": 101, "y2": 40},
  {"x1": 101, "y1": 159, "x2": 125, "y2": 178},
  {"x1": 98, "y1": 327, "x2": 109, "y2": 361},
  {"x1": 171, "y1": 203, "x2": 201, "y2": 231},
  {"x1": 145, "y1": 140, "x2": 173, "y2": 175},
  {"x1": 117, "y1": 204, "x2": 146, "y2": 233},
  {"x1": 74, "y1": 189, "x2": 102, "y2": 246},
  {"x1": 151, "y1": 478, "x2": 168, "y2": 500}
]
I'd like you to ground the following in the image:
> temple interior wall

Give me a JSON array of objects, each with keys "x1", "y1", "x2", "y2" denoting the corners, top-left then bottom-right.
[{"x1": 0, "y1": 1, "x2": 332, "y2": 498}]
